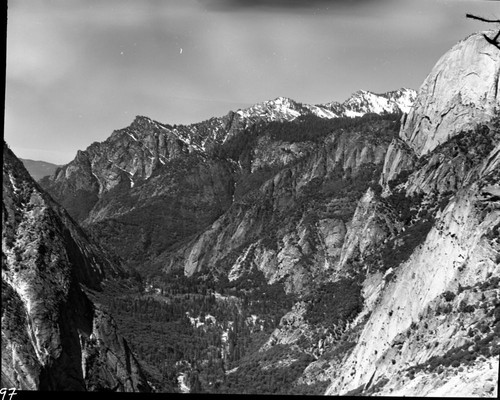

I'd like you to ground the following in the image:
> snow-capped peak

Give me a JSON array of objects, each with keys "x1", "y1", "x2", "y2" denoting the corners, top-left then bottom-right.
[
  {"x1": 320, "y1": 88, "x2": 417, "y2": 118},
  {"x1": 236, "y1": 97, "x2": 303, "y2": 121},
  {"x1": 382, "y1": 88, "x2": 417, "y2": 114},
  {"x1": 234, "y1": 88, "x2": 416, "y2": 124}
]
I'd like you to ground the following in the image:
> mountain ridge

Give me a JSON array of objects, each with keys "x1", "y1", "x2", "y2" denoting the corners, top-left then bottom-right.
[{"x1": 40, "y1": 88, "x2": 415, "y2": 221}]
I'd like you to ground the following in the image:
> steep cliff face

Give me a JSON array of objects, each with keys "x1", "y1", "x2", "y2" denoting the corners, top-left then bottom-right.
[
  {"x1": 336, "y1": 187, "x2": 402, "y2": 272},
  {"x1": 41, "y1": 89, "x2": 414, "y2": 225},
  {"x1": 317, "y1": 32, "x2": 500, "y2": 396},
  {"x1": 159, "y1": 116, "x2": 399, "y2": 294},
  {"x1": 403, "y1": 31, "x2": 499, "y2": 157},
  {"x1": 1, "y1": 144, "x2": 150, "y2": 391},
  {"x1": 326, "y1": 145, "x2": 500, "y2": 396}
]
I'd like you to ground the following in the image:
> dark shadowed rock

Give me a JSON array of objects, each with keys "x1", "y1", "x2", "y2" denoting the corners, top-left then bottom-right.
[{"x1": 2, "y1": 143, "x2": 151, "y2": 391}]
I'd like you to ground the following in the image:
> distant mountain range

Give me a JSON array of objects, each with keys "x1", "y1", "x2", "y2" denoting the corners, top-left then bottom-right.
[
  {"x1": 235, "y1": 88, "x2": 416, "y2": 121},
  {"x1": 19, "y1": 89, "x2": 415, "y2": 179},
  {"x1": 20, "y1": 158, "x2": 60, "y2": 181}
]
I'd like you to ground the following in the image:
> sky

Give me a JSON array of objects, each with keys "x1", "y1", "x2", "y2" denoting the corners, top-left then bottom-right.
[{"x1": 4, "y1": 0, "x2": 500, "y2": 165}]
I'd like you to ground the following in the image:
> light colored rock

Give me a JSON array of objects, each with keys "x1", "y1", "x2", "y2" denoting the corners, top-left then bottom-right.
[
  {"x1": 318, "y1": 218, "x2": 346, "y2": 259},
  {"x1": 326, "y1": 179, "x2": 500, "y2": 395},
  {"x1": 381, "y1": 31, "x2": 500, "y2": 188},
  {"x1": 384, "y1": 357, "x2": 499, "y2": 397},
  {"x1": 338, "y1": 188, "x2": 400, "y2": 270},
  {"x1": 403, "y1": 31, "x2": 499, "y2": 157},
  {"x1": 379, "y1": 137, "x2": 416, "y2": 189}
]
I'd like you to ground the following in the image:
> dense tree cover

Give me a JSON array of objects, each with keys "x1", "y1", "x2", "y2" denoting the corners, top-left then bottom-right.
[
  {"x1": 426, "y1": 124, "x2": 496, "y2": 165},
  {"x1": 295, "y1": 162, "x2": 384, "y2": 224},
  {"x1": 265, "y1": 112, "x2": 401, "y2": 144},
  {"x1": 95, "y1": 265, "x2": 297, "y2": 393},
  {"x1": 211, "y1": 122, "x2": 261, "y2": 165},
  {"x1": 107, "y1": 292, "x2": 229, "y2": 392},
  {"x1": 216, "y1": 344, "x2": 315, "y2": 395},
  {"x1": 361, "y1": 189, "x2": 435, "y2": 273},
  {"x1": 303, "y1": 278, "x2": 363, "y2": 326}
]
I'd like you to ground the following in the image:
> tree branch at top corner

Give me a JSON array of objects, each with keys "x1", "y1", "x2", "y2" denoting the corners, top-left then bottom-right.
[
  {"x1": 466, "y1": 13, "x2": 500, "y2": 50},
  {"x1": 466, "y1": 13, "x2": 500, "y2": 24}
]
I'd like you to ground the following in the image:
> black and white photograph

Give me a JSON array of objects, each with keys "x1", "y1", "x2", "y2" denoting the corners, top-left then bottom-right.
[{"x1": 2, "y1": 0, "x2": 500, "y2": 395}]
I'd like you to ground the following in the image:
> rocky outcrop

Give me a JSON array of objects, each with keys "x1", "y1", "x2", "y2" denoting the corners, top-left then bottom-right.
[
  {"x1": 382, "y1": 31, "x2": 500, "y2": 187},
  {"x1": 159, "y1": 117, "x2": 399, "y2": 294},
  {"x1": 337, "y1": 187, "x2": 402, "y2": 271},
  {"x1": 379, "y1": 137, "x2": 417, "y2": 190},
  {"x1": 1, "y1": 144, "x2": 150, "y2": 391},
  {"x1": 41, "y1": 116, "x2": 190, "y2": 221},
  {"x1": 326, "y1": 160, "x2": 500, "y2": 396},
  {"x1": 318, "y1": 31, "x2": 500, "y2": 397},
  {"x1": 403, "y1": 31, "x2": 499, "y2": 156}
]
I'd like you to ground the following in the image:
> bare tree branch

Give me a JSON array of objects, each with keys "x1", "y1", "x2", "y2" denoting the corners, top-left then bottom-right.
[
  {"x1": 466, "y1": 13, "x2": 500, "y2": 50},
  {"x1": 466, "y1": 13, "x2": 500, "y2": 24},
  {"x1": 483, "y1": 34, "x2": 500, "y2": 50}
]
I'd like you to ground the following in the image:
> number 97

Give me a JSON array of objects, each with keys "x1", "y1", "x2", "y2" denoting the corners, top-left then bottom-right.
[{"x1": 0, "y1": 388, "x2": 17, "y2": 400}]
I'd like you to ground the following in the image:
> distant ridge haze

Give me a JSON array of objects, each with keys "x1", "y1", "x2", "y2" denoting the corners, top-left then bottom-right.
[{"x1": 20, "y1": 159, "x2": 61, "y2": 181}]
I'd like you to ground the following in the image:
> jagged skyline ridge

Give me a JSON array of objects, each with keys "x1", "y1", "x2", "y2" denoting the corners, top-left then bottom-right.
[{"x1": 5, "y1": 0, "x2": 499, "y2": 164}]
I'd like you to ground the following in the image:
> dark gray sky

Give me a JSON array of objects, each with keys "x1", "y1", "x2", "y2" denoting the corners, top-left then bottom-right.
[{"x1": 5, "y1": 0, "x2": 499, "y2": 164}]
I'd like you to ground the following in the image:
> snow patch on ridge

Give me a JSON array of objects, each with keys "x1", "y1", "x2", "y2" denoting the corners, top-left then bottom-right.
[{"x1": 235, "y1": 89, "x2": 416, "y2": 125}]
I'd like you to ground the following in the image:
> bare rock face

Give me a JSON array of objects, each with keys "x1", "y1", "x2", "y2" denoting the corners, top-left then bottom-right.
[
  {"x1": 379, "y1": 137, "x2": 417, "y2": 190},
  {"x1": 321, "y1": 32, "x2": 500, "y2": 397},
  {"x1": 403, "y1": 31, "x2": 499, "y2": 156},
  {"x1": 338, "y1": 187, "x2": 401, "y2": 271},
  {"x1": 159, "y1": 117, "x2": 398, "y2": 294},
  {"x1": 382, "y1": 31, "x2": 500, "y2": 187},
  {"x1": 1, "y1": 144, "x2": 150, "y2": 391},
  {"x1": 327, "y1": 166, "x2": 500, "y2": 396}
]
